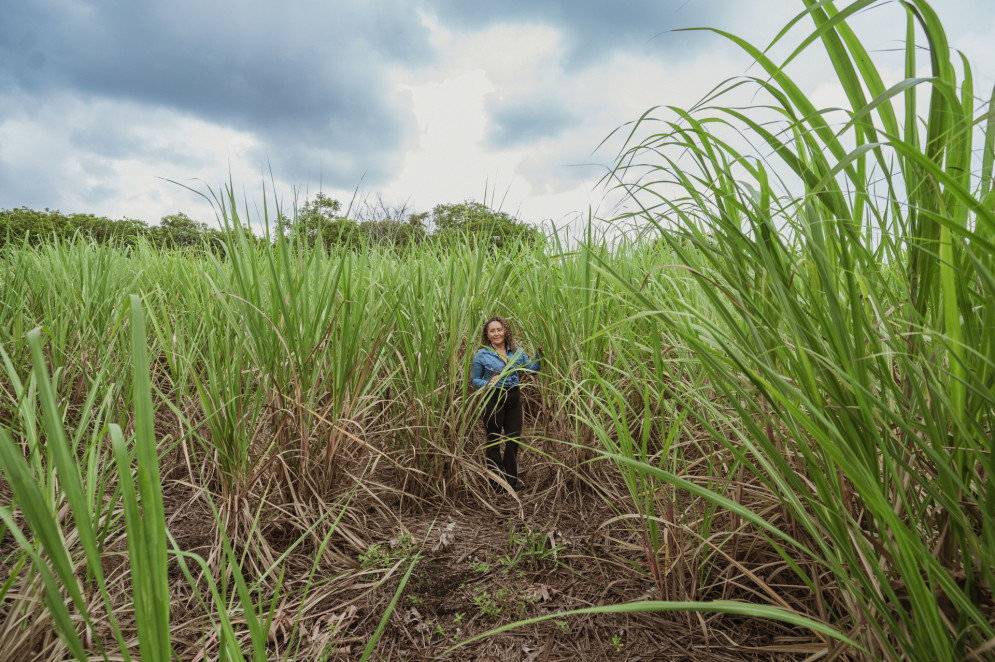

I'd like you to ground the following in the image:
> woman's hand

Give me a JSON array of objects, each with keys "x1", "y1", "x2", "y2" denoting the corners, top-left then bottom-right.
[{"x1": 488, "y1": 375, "x2": 500, "y2": 385}]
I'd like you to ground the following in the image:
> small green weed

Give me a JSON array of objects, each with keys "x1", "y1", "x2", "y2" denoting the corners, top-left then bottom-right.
[
  {"x1": 501, "y1": 523, "x2": 563, "y2": 570},
  {"x1": 472, "y1": 590, "x2": 502, "y2": 619},
  {"x1": 392, "y1": 532, "x2": 418, "y2": 558},
  {"x1": 359, "y1": 543, "x2": 390, "y2": 569},
  {"x1": 360, "y1": 533, "x2": 421, "y2": 570}
]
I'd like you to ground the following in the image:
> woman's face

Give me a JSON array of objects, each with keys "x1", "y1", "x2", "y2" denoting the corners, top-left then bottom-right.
[{"x1": 486, "y1": 321, "x2": 505, "y2": 346}]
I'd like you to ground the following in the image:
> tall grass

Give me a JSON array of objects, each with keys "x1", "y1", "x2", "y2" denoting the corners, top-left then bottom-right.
[
  {"x1": 0, "y1": 1, "x2": 991, "y2": 659},
  {"x1": 0, "y1": 292, "x2": 357, "y2": 660},
  {"x1": 599, "y1": 0, "x2": 994, "y2": 658}
]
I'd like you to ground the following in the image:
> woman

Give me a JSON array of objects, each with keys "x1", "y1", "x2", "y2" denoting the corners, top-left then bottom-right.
[{"x1": 470, "y1": 316, "x2": 542, "y2": 491}]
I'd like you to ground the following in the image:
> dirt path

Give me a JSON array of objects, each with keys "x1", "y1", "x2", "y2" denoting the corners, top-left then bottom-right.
[{"x1": 309, "y1": 488, "x2": 819, "y2": 662}]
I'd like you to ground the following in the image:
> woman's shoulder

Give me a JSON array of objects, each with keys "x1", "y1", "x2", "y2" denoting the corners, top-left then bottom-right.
[{"x1": 472, "y1": 346, "x2": 492, "y2": 360}]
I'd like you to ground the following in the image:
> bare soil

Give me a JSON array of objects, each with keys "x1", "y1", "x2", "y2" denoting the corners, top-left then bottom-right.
[
  {"x1": 327, "y1": 494, "x2": 820, "y2": 662},
  {"x1": 150, "y1": 446, "x2": 830, "y2": 662}
]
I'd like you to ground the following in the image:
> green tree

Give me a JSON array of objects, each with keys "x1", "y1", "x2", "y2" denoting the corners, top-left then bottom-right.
[
  {"x1": 429, "y1": 201, "x2": 538, "y2": 247},
  {"x1": 360, "y1": 206, "x2": 428, "y2": 250},
  {"x1": 0, "y1": 207, "x2": 63, "y2": 245},
  {"x1": 82, "y1": 216, "x2": 147, "y2": 245},
  {"x1": 153, "y1": 212, "x2": 210, "y2": 249},
  {"x1": 0, "y1": 207, "x2": 149, "y2": 247},
  {"x1": 288, "y1": 193, "x2": 343, "y2": 247},
  {"x1": 320, "y1": 217, "x2": 364, "y2": 250}
]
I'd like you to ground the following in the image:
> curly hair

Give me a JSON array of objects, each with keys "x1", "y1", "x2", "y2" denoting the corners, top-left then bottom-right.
[{"x1": 480, "y1": 315, "x2": 516, "y2": 350}]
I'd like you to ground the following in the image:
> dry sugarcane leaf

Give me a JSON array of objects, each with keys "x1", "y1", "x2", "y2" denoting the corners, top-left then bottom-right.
[
  {"x1": 522, "y1": 642, "x2": 544, "y2": 661},
  {"x1": 527, "y1": 584, "x2": 552, "y2": 602},
  {"x1": 432, "y1": 521, "x2": 457, "y2": 552},
  {"x1": 404, "y1": 607, "x2": 423, "y2": 625}
]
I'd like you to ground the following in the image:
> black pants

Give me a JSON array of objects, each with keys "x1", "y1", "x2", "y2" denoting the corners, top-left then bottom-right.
[{"x1": 482, "y1": 386, "x2": 522, "y2": 487}]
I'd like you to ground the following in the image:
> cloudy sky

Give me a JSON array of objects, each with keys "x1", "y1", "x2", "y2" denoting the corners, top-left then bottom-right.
[{"x1": 2, "y1": 1, "x2": 993, "y2": 232}]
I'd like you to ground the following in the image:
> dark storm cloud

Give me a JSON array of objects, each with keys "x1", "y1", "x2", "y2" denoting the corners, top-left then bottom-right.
[
  {"x1": 488, "y1": 101, "x2": 575, "y2": 148},
  {"x1": 68, "y1": 120, "x2": 203, "y2": 169},
  {"x1": 430, "y1": 0, "x2": 746, "y2": 66},
  {"x1": 0, "y1": 0, "x2": 753, "y2": 188},
  {"x1": 0, "y1": 0, "x2": 433, "y2": 187},
  {"x1": 0, "y1": 159, "x2": 52, "y2": 213}
]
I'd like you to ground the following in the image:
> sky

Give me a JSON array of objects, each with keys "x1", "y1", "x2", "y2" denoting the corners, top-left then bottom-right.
[{"x1": 1, "y1": 1, "x2": 993, "y2": 234}]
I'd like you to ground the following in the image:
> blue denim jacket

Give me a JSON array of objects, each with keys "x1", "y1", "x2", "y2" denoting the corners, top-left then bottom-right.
[{"x1": 470, "y1": 345, "x2": 541, "y2": 389}]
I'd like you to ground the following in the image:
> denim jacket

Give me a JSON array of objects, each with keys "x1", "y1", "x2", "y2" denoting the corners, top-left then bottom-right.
[{"x1": 470, "y1": 345, "x2": 541, "y2": 389}]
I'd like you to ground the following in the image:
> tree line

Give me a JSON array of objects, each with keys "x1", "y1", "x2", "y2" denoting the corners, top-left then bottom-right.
[{"x1": 0, "y1": 196, "x2": 540, "y2": 252}]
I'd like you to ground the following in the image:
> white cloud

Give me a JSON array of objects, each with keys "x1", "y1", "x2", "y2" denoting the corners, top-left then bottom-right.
[
  {"x1": 379, "y1": 13, "x2": 771, "y2": 227},
  {"x1": 0, "y1": 93, "x2": 263, "y2": 226},
  {"x1": 2, "y1": 1, "x2": 992, "y2": 234}
]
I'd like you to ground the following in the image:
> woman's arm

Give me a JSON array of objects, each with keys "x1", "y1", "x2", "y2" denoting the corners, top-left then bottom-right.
[
  {"x1": 515, "y1": 347, "x2": 542, "y2": 374},
  {"x1": 470, "y1": 353, "x2": 489, "y2": 389}
]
